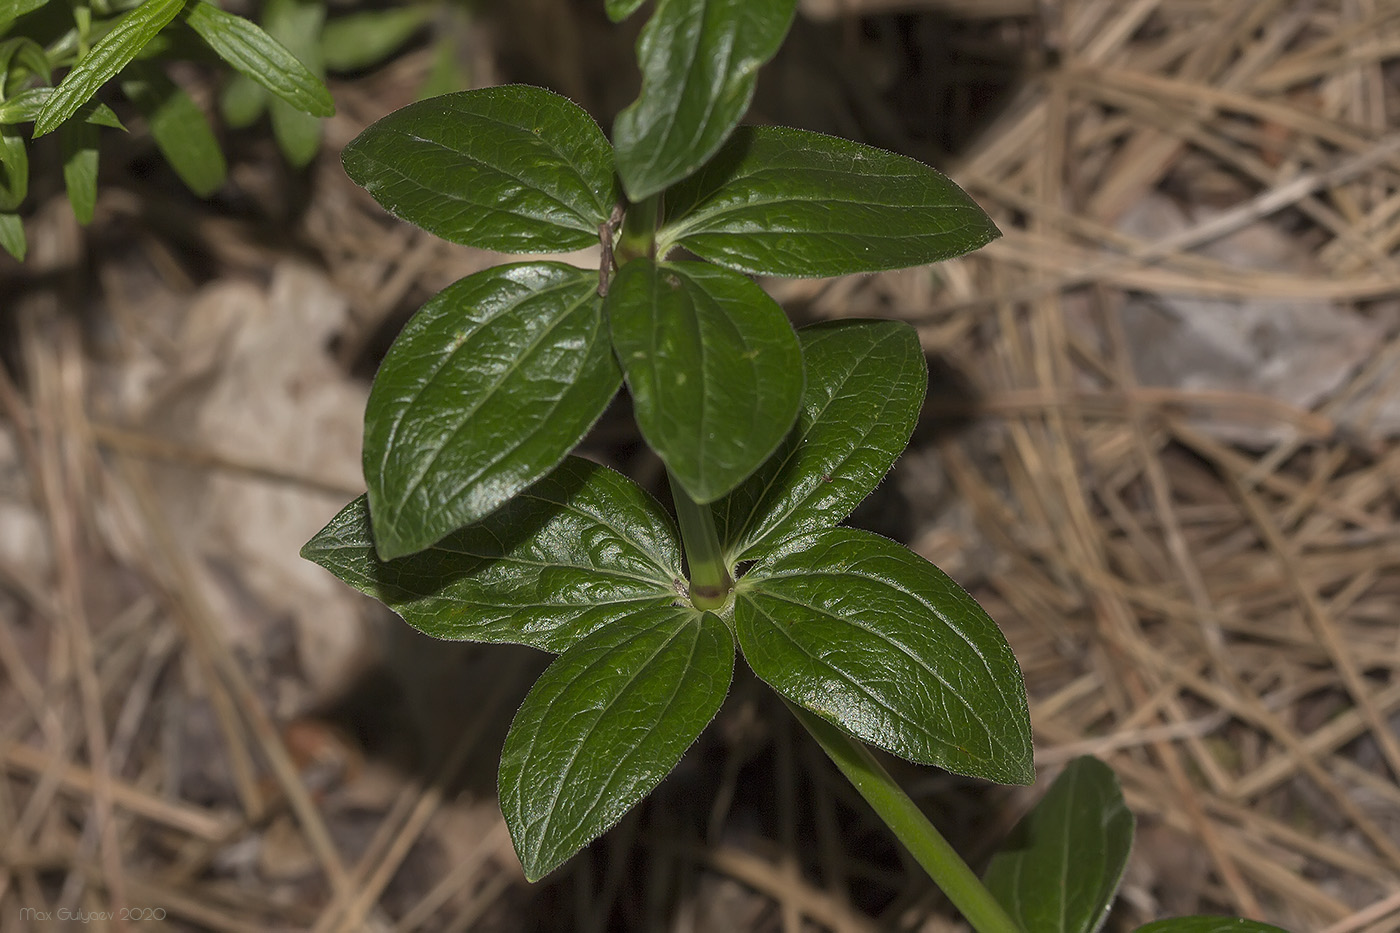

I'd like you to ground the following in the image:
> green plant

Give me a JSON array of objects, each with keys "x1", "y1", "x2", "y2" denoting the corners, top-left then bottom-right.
[
  {"x1": 0, "y1": 0, "x2": 334, "y2": 259},
  {"x1": 219, "y1": 0, "x2": 432, "y2": 167},
  {"x1": 301, "y1": 2, "x2": 1293, "y2": 930}
]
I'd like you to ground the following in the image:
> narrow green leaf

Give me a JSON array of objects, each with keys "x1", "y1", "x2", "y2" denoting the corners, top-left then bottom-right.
[
  {"x1": 612, "y1": 0, "x2": 796, "y2": 199},
  {"x1": 182, "y1": 0, "x2": 334, "y2": 117},
  {"x1": 0, "y1": 37, "x2": 52, "y2": 85},
  {"x1": 122, "y1": 63, "x2": 227, "y2": 196},
  {"x1": 343, "y1": 85, "x2": 617, "y2": 253},
  {"x1": 219, "y1": 73, "x2": 266, "y2": 128},
  {"x1": 320, "y1": 7, "x2": 428, "y2": 72},
  {"x1": 499, "y1": 606, "x2": 733, "y2": 881},
  {"x1": 984, "y1": 756, "x2": 1135, "y2": 933},
  {"x1": 0, "y1": 212, "x2": 24, "y2": 259},
  {"x1": 301, "y1": 457, "x2": 684, "y2": 653},
  {"x1": 735, "y1": 528, "x2": 1032, "y2": 784},
  {"x1": 0, "y1": 125, "x2": 27, "y2": 210},
  {"x1": 717, "y1": 320, "x2": 926, "y2": 562},
  {"x1": 1, "y1": 89, "x2": 124, "y2": 128},
  {"x1": 60, "y1": 118, "x2": 97, "y2": 223},
  {"x1": 660, "y1": 126, "x2": 1001, "y2": 277},
  {"x1": 606, "y1": 259, "x2": 802, "y2": 504},
  {"x1": 604, "y1": 0, "x2": 646, "y2": 21},
  {"x1": 364, "y1": 262, "x2": 621, "y2": 561},
  {"x1": 1134, "y1": 920, "x2": 1292, "y2": 933},
  {"x1": 34, "y1": 0, "x2": 184, "y2": 136},
  {"x1": 1, "y1": 0, "x2": 50, "y2": 30},
  {"x1": 270, "y1": 96, "x2": 320, "y2": 167}
]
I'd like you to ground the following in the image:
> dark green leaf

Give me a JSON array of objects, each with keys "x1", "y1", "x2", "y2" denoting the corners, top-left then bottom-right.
[
  {"x1": 606, "y1": 259, "x2": 802, "y2": 504},
  {"x1": 270, "y1": 96, "x2": 320, "y2": 166},
  {"x1": 660, "y1": 126, "x2": 1001, "y2": 277},
  {"x1": 301, "y1": 456, "x2": 684, "y2": 653},
  {"x1": 717, "y1": 320, "x2": 925, "y2": 562},
  {"x1": 343, "y1": 85, "x2": 617, "y2": 253},
  {"x1": 183, "y1": 0, "x2": 334, "y2": 117},
  {"x1": 35, "y1": 0, "x2": 184, "y2": 135},
  {"x1": 984, "y1": 756, "x2": 1135, "y2": 933},
  {"x1": 60, "y1": 118, "x2": 97, "y2": 223},
  {"x1": 219, "y1": 73, "x2": 266, "y2": 128},
  {"x1": 0, "y1": 125, "x2": 27, "y2": 210},
  {"x1": 604, "y1": 0, "x2": 646, "y2": 21},
  {"x1": 364, "y1": 262, "x2": 620, "y2": 561},
  {"x1": 1134, "y1": 920, "x2": 1292, "y2": 933},
  {"x1": 612, "y1": 0, "x2": 796, "y2": 199},
  {"x1": 735, "y1": 528, "x2": 1032, "y2": 784},
  {"x1": 499, "y1": 606, "x2": 733, "y2": 881},
  {"x1": 122, "y1": 63, "x2": 227, "y2": 196},
  {"x1": 0, "y1": 88, "x2": 123, "y2": 127},
  {"x1": 320, "y1": 7, "x2": 428, "y2": 72},
  {"x1": 0, "y1": 212, "x2": 24, "y2": 259}
]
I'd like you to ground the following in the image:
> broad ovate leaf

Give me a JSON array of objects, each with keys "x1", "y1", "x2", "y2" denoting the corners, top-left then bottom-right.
[
  {"x1": 499, "y1": 607, "x2": 733, "y2": 881},
  {"x1": 364, "y1": 262, "x2": 620, "y2": 560},
  {"x1": 717, "y1": 319, "x2": 925, "y2": 562},
  {"x1": 343, "y1": 85, "x2": 617, "y2": 252},
  {"x1": 735, "y1": 528, "x2": 1032, "y2": 784},
  {"x1": 1134, "y1": 920, "x2": 1292, "y2": 933},
  {"x1": 984, "y1": 756, "x2": 1135, "y2": 933},
  {"x1": 606, "y1": 259, "x2": 802, "y2": 504},
  {"x1": 660, "y1": 126, "x2": 1001, "y2": 277},
  {"x1": 612, "y1": 0, "x2": 796, "y2": 200},
  {"x1": 301, "y1": 457, "x2": 683, "y2": 653},
  {"x1": 183, "y1": 0, "x2": 334, "y2": 117}
]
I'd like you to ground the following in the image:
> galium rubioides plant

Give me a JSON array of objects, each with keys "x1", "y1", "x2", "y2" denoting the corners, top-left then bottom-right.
[
  {"x1": 302, "y1": 2, "x2": 1291, "y2": 930},
  {"x1": 0, "y1": 0, "x2": 334, "y2": 260}
]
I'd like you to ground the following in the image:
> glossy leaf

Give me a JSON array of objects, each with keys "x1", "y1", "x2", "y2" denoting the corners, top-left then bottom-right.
[
  {"x1": 1134, "y1": 920, "x2": 1292, "y2": 933},
  {"x1": 219, "y1": 73, "x2": 266, "y2": 128},
  {"x1": 321, "y1": 7, "x2": 429, "y2": 72},
  {"x1": 183, "y1": 0, "x2": 334, "y2": 117},
  {"x1": 717, "y1": 319, "x2": 925, "y2": 562},
  {"x1": 0, "y1": 125, "x2": 25, "y2": 211},
  {"x1": 499, "y1": 606, "x2": 733, "y2": 881},
  {"x1": 343, "y1": 85, "x2": 616, "y2": 253},
  {"x1": 0, "y1": 89, "x2": 123, "y2": 127},
  {"x1": 612, "y1": 0, "x2": 796, "y2": 199},
  {"x1": 984, "y1": 756, "x2": 1135, "y2": 933},
  {"x1": 660, "y1": 126, "x2": 1001, "y2": 277},
  {"x1": 0, "y1": 212, "x2": 23, "y2": 260},
  {"x1": 122, "y1": 64, "x2": 227, "y2": 196},
  {"x1": 301, "y1": 456, "x2": 683, "y2": 653},
  {"x1": 606, "y1": 259, "x2": 802, "y2": 504},
  {"x1": 264, "y1": 0, "x2": 323, "y2": 167},
  {"x1": 59, "y1": 118, "x2": 97, "y2": 223},
  {"x1": 735, "y1": 528, "x2": 1033, "y2": 784},
  {"x1": 35, "y1": 0, "x2": 184, "y2": 135},
  {"x1": 365, "y1": 262, "x2": 620, "y2": 560},
  {"x1": 604, "y1": 0, "x2": 646, "y2": 22}
]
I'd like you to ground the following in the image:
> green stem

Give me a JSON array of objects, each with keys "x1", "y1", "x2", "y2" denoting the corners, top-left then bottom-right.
[
  {"x1": 668, "y1": 472, "x2": 732, "y2": 611},
  {"x1": 786, "y1": 701, "x2": 1026, "y2": 933},
  {"x1": 617, "y1": 194, "x2": 659, "y2": 263}
]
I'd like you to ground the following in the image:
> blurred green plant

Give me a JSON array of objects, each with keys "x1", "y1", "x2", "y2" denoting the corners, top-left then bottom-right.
[
  {"x1": 0, "y1": 0, "x2": 334, "y2": 259},
  {"x1": 219, "y1": 0, "x2": 434, "y2": 167},
  {"x1": 299, "y1": 2, "x2": 1297, "y2": 930}
]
